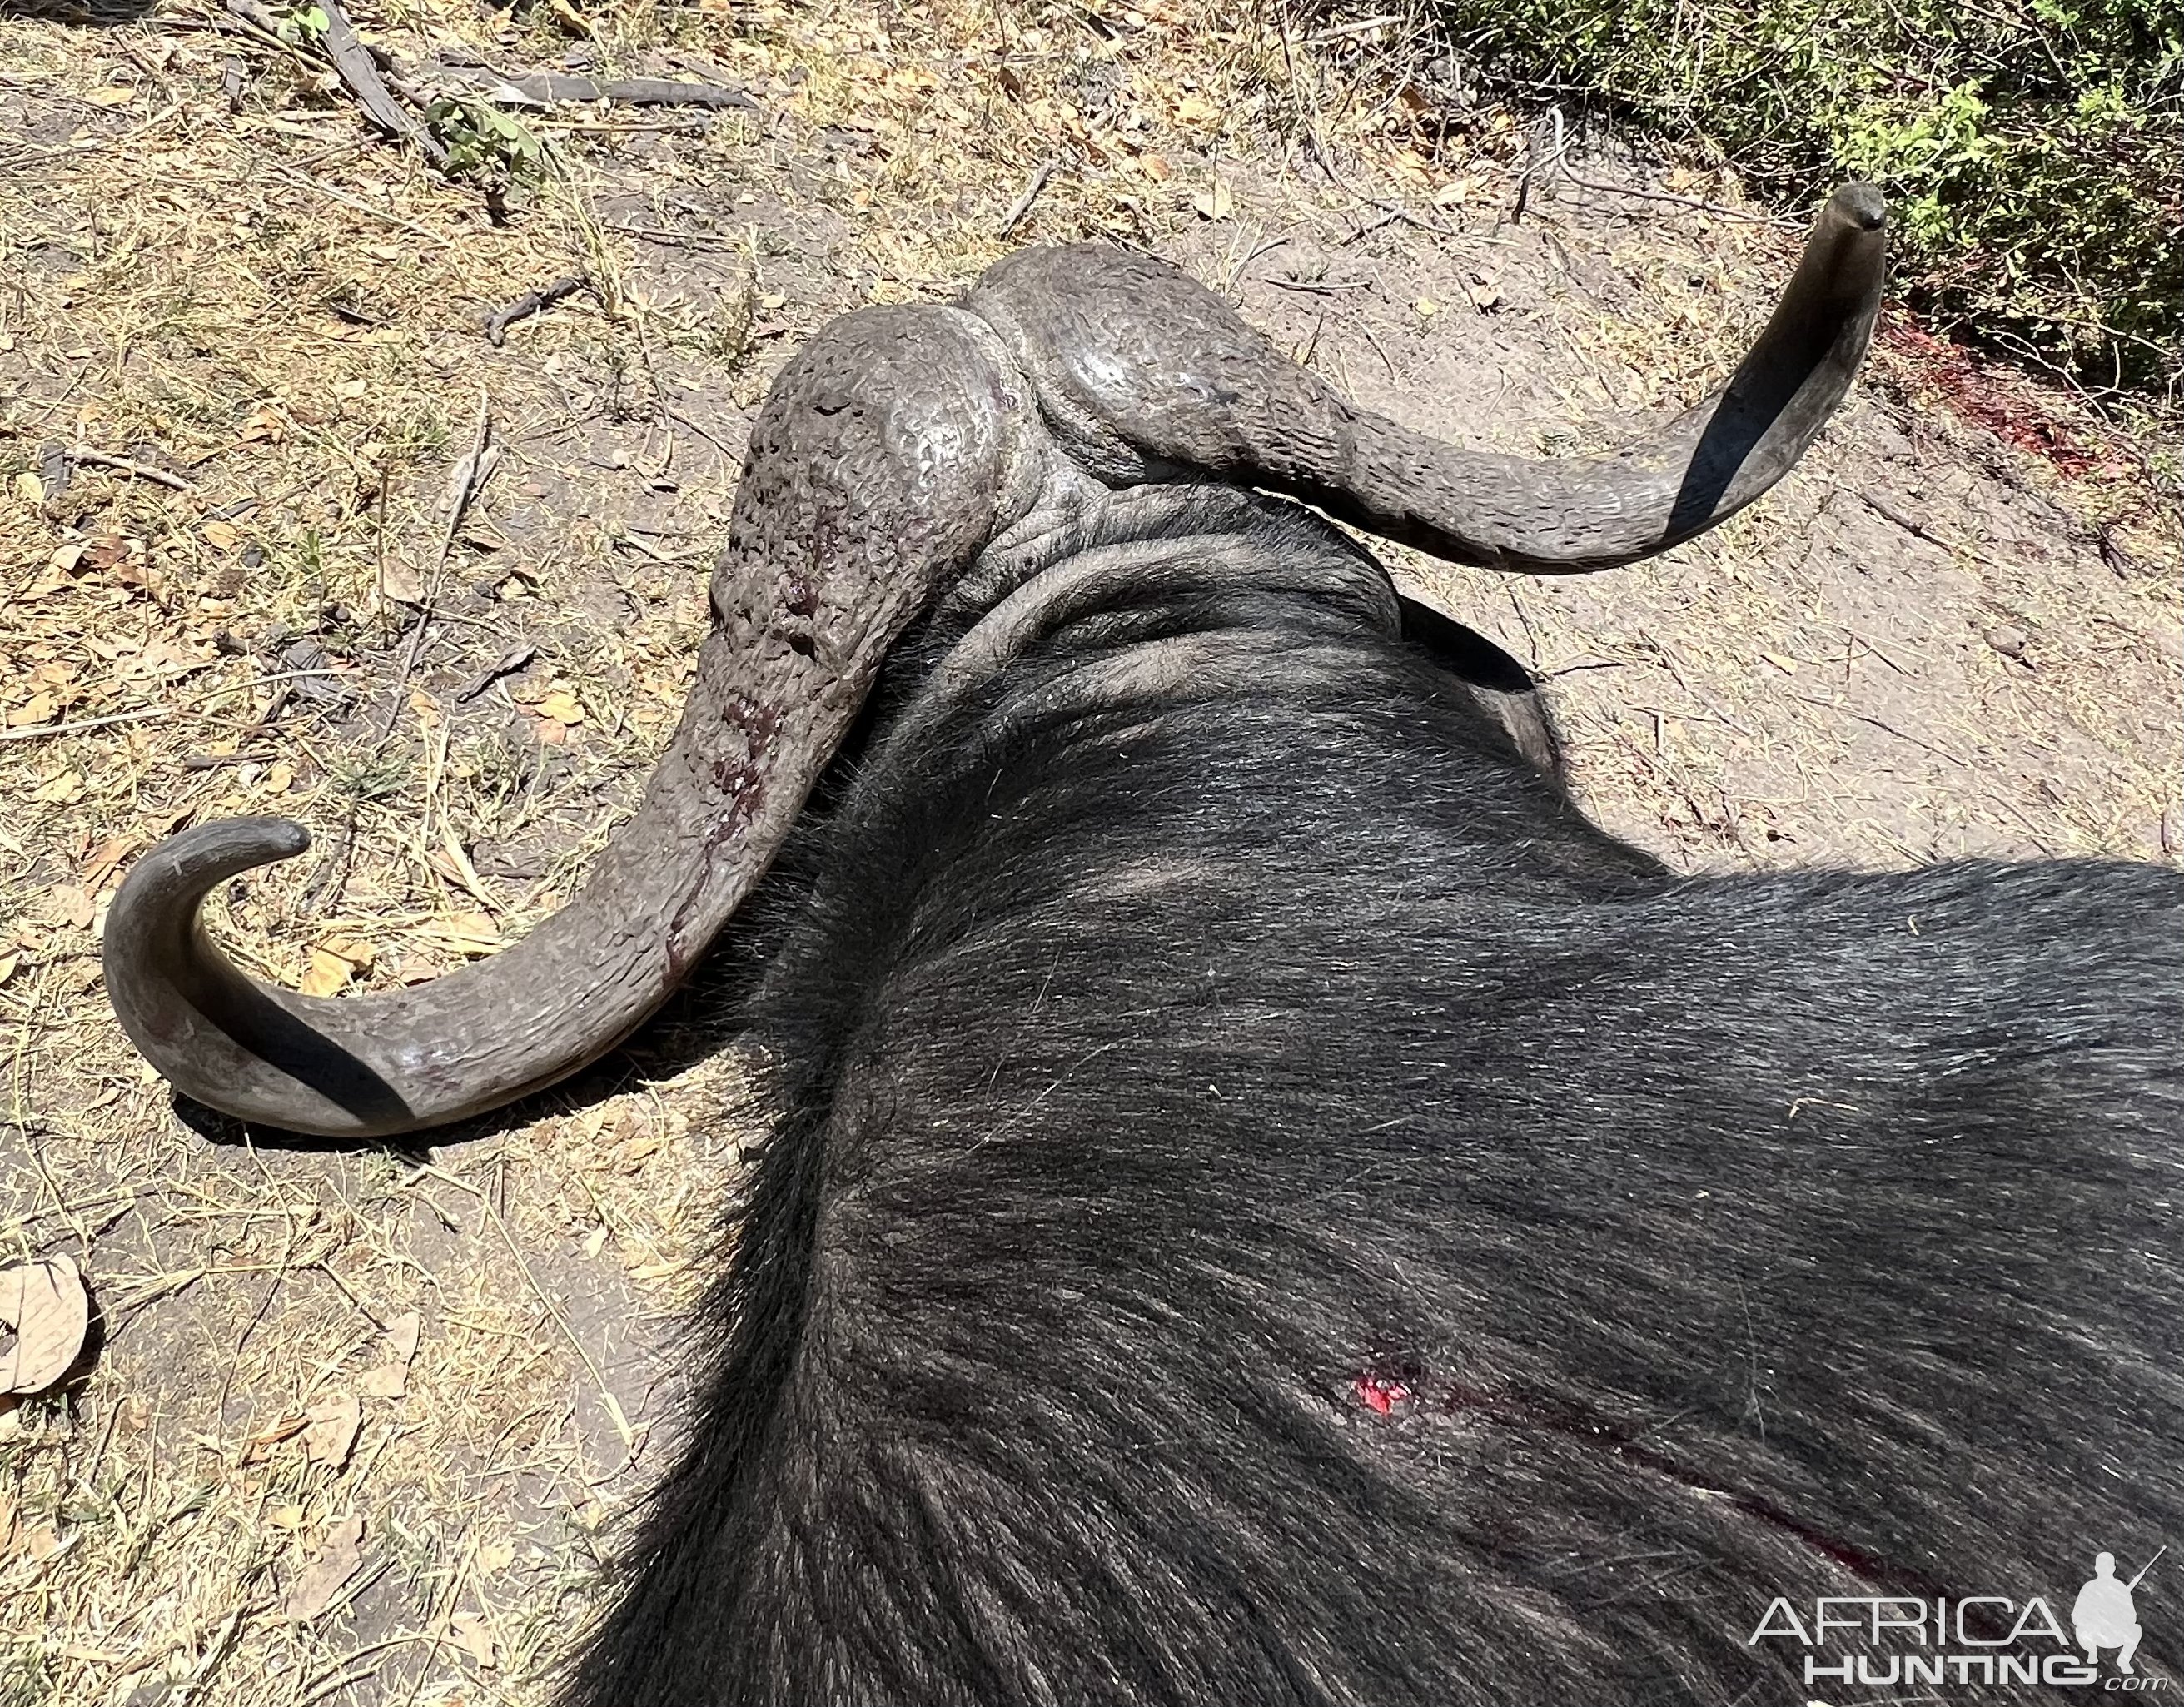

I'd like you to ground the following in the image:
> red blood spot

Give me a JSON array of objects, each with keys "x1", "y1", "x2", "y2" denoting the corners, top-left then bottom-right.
[{"x1": 1354, "y1": 1376, "x2": 1411, "y2": 1416}]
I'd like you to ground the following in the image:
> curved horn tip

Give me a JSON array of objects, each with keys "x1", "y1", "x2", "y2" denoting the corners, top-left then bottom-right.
[
  {"x1": 131, "y1": 817, "x2": 314, "y2": 896},
  {"x1": 1827, "y1": 182, "x2": 1886, "y2": 233}
]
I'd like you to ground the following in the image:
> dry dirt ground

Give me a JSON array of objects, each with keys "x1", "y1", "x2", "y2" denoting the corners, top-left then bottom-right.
[{"x1": 0, "y1": 0, "x2": 2178, "y2": 1702}]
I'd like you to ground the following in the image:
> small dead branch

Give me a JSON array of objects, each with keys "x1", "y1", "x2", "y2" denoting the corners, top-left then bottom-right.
[
  {"x1": 383, "y1": 392, "x2": 496, "y2": 729},
  {"x1": 455, "y1": 644, "x2": 539, "y2": 703},
  {"x1": 1859, "y1": 490, "x2": 1958, "y2": 552},
  {"x1": 64, "y1": 445, "x2": 193, "y2": 492},
  {"x1": 484, "y1": 274, "x2": 590, "y2": 346},
  {"x1": 0, "y1": 707, "x2": 172, "y2": 744},
  {"x1": 998, "y1": 160, "x2": 1057, "y2": 236},
  {"x1": 438, "y1": 68, "x2": 762, "y2": 112}
]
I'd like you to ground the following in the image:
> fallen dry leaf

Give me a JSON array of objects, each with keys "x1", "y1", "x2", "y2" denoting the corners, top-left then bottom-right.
[
  {"x1": 6, "y1": 692, "x2": 56, "y2": 729},
  {"x1": 534, "y1": 687, "x2": 585, "y2": 725},
  {"x1": 423, "y1": 912, "x2": 501, "y2": 957},
  {"x1": 201, "y1": 520, "x2": 241, "y2": 550},
  {"x1": 1191, "y1": 180, "x2": 1233, "y2": 221},
  {"x1": 360, "y1": 1311, "x2": 420, "y2": 1396},
  {"x1": 320, "y1": 934, "x2": 376, "y2": 970},
  {"x1": 358, "y1": 1361, "x2": 406, "y2": 1398},
  {"x1": 383, "y1": 1311, "x2": 421, "y2": 1365},
  {"x1": 297, "y1": 949, "x2": 357, "y2": 998},
  {"x1": 450, "y1": 1610, "x2": 498, "y2": 1668},
  {"x1": 285, "y1": 1515, "x2": 366, "y2": 1620},
  {"x1": 47, "y1": 885, "x2": 94, "y2": 930},
  {"x1": 301, "y1": 1393, "x2": 361, "y2": 1467},
  {"x1": 81, "y1": 835, "x2": 138, "y2": 892},
  {"x1": 380, "y1": 558, "x2": 424, "y2": 605},
  {"x1": 0, "y1": 1256, "x2": 91, "y2": 1396}
]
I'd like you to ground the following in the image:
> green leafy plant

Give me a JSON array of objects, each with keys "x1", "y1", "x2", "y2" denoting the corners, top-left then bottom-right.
[
  {"x1": 1408, "y1": 0, "x2": 2184, "y2": 394},
  {"x1": 272, "y1": 2, "x2": 328, "y2": 43},
  {"x1": 424, "y1": 97, "x2": 549, "y2": 192}
]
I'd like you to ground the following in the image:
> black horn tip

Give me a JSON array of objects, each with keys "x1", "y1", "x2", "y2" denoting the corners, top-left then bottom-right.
[
  {"x1": 114, "y1": 817, "x2": 313, "y2": 917},
  {"x1": 1827, "y1": 182, "x2": 1887, "y2": 233}
]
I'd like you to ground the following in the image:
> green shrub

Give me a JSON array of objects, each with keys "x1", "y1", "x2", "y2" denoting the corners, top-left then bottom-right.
[{"x1": 1426, "y1": 0, "x2": 2184, "y2": 393}]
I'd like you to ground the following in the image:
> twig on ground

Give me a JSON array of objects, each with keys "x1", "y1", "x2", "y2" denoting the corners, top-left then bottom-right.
[
  {"x1": 65, "y1": 445, "x2": 193, "y2": 491},
  {"x1": 998, "y1": 159, "x2": 1057, "y2": 236},
  {"x1": 455, "y1": 644, "x2": 539, "y2": 703},
  {"x1": 0, "y1": 669, "x2": 353, "y2": 745},
  {"x1": 437, "y1": 68, "x2": 761, "y2": 112},
  {"x1": 383, "y1": 392, "x2": 495, "y2": 730},
  {"x1": 1859, "y1": 490, "x2": 1958, "y2": 551},
  {"x1": 1, "y1": 707, "x2": 171, "y2": 744},
  {"x1": 484, "y1": 274, "x2": 590, "y2": 346}
]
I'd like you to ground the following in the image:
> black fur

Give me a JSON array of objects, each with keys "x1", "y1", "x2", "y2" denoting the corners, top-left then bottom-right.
[{"x1": 570, "y1": 493, "x2": 2184, "y2": 1705}]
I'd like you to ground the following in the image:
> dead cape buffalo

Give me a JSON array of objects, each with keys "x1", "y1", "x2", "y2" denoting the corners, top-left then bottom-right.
[{"x1": 104, "y1": 183, "x2": 2184, "y2": 1705}]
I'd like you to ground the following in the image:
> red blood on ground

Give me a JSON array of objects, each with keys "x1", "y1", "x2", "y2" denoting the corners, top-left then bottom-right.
[{"x1": 1878, "y1": 314, "x2": 2098, "y2": 480}]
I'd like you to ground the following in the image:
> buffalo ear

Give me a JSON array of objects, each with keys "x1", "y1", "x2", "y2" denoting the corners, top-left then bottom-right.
[{"x1": 1398, "y1": 593, "x2": 1565, "y2": 779}]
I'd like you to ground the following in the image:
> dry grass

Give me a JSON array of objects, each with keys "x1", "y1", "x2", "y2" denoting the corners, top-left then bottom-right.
[{"x1": 1, "y1": 0, "x2": 2178, "y2": 1702}]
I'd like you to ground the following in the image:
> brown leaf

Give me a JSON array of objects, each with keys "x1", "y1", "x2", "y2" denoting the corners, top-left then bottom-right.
[
  {"x1": 450, "y1": 1610, "x2": 498, "y2": 1667},
  {"x1": 0, "y1": 1256, "x2": 91, "y2": 1396},
  {"x1": 382, "y1": 1311, "x2": 420, "y2": 1366},
  {"x1": 285, "y1": 1515, "x2": 366, "y2": 1620},
  {"x1": 81, "y1": 835, "x2": 139, "y2": 893},
  {"x1": 358, "y1": 1310, "x2": 421, "y2": 1397},
  {"x1": 298, "y1": 950, "x2": 357, "y2": 998},
  {"x1": 6, "y1": 692, "x2": 57, "y2": 729},
  {"x1": 301, "y1": 1393, "x2": 361, "y2": 1467},
  {"x1": 319, "y1": 935, "x2": 376, "y2": 971},
  {"x1": 424, "y1": 913, "x2": 501, "y2": 957},
  {"x1": 358, "y1": 1361, "x2": 408, "y2": 1398},
  {"x1": 534, "y1": 688, "x2": 585, "y2": 725}
]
